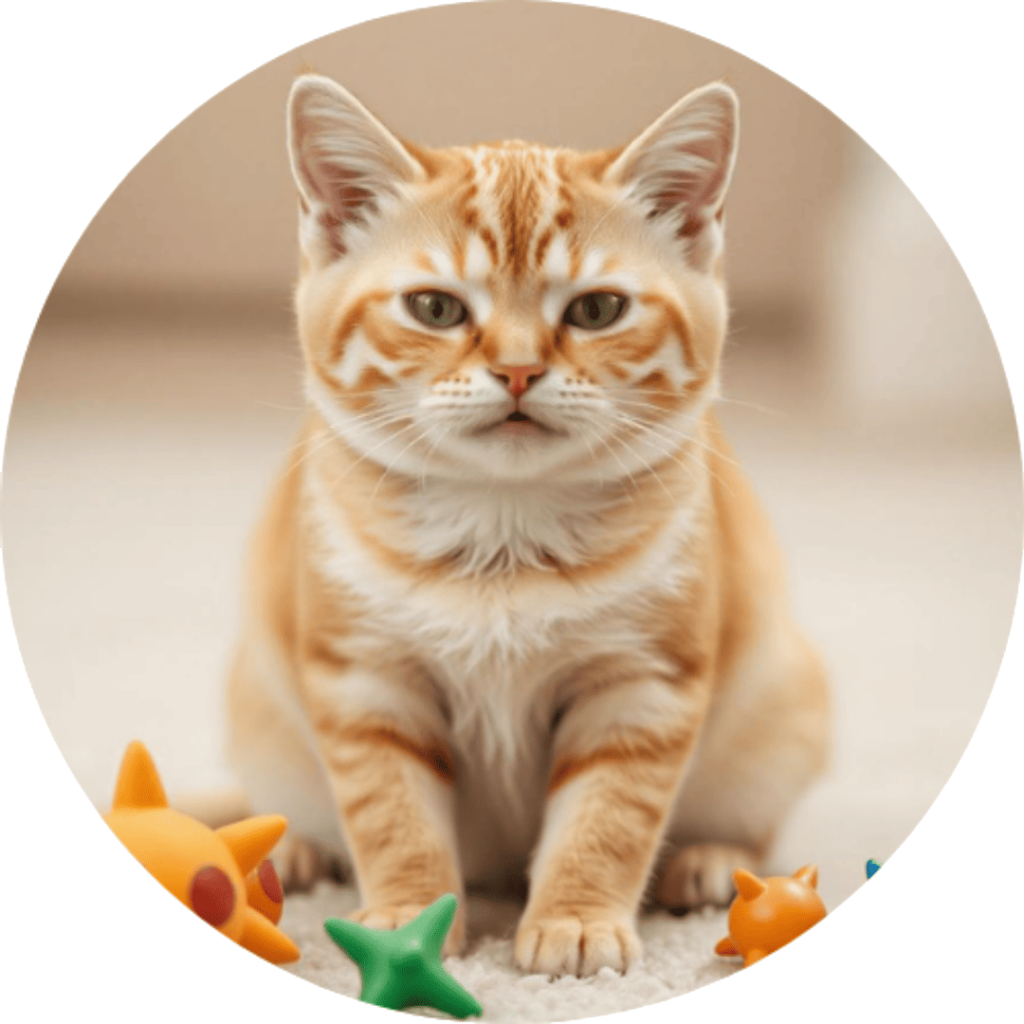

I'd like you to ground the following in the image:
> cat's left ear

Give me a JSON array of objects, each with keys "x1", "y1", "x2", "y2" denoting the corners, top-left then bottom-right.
[
  {"x1": 605, "y1": 83, "x2": 738, "y2": 268},
  {"x1": 287, "y1": 75, "x2": 426, "y2": 262}
]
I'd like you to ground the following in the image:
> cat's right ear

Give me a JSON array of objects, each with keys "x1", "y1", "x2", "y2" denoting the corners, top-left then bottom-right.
[
  {"x1": 604, "y1": 83, "x2": 738, "y2": 270},
  {"x1": 287, "y1": 75, "x2": 425, "y2": 262}
]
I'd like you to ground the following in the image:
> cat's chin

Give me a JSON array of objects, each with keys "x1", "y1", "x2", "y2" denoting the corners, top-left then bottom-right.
[{"x1": 437, "y1": 424, "x2": 598, "y2": 483}]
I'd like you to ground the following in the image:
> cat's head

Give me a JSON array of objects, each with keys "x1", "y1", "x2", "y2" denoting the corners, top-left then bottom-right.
[{"x1": 287, "y1": 75, "x2": 738, "y2": 485}]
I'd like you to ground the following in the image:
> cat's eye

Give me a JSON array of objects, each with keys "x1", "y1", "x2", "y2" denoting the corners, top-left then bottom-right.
[
  {"x1": 563, "y1": 292, "x2": 628, "y2": 331},
  {"x1": 405, "y1": 291, "x2": 468, "y2": 329}
]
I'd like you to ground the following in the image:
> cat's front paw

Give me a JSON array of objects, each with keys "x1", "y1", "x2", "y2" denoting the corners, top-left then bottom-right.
[
  {"x1": 514, "y1": 914, "x2": 641, "y2": 977},
  {"x1": 351, "y1": 903, "x2": 466, "y2": 955}
]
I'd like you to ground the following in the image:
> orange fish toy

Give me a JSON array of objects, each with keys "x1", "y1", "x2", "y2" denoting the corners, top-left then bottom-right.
[
  {"x1": 103, "y1": 740, "x2": 299, "y2": 963},
  {"x1": 714, "y1": 865, "x2": 827, "y2": 967}
]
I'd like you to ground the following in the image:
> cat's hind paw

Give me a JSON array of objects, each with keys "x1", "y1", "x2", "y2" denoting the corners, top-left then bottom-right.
[
  {"x1": 271, "y1": 832, "x2": 347, "y2": 893},
  {"x1": 654, "y1": 842, "x2": 759, "y2": 911},
  {"x1": 514, "y1": 915, "x2": 641, "y2": 977}
]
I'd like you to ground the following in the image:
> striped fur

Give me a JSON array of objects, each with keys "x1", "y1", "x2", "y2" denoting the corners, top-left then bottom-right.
[{"x1": 225, "y1": 76, "x2": 829, "y2": 976}]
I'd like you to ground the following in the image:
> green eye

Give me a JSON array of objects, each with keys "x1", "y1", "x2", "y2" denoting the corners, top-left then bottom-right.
[
  {"x1": 564, "y1": 292, "x2": 627, "y2": 330},
  {"x1": 405, "y1": 291, "x2": 468, "y2": 329}
]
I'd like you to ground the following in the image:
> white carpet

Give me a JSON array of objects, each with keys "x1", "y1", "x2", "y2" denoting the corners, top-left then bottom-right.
[{"x1": 279, "y1": 884, "x2": 739, "y2": 1021}]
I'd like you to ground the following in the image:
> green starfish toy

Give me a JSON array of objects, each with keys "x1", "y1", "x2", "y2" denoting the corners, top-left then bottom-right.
[{"x1": 324, "y1": 894, "x2": 482, "y2": 1018}]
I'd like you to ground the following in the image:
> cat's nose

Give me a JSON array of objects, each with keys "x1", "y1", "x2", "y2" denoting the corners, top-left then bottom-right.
[{"x1": 489, "y1": 363, "x2": 547, "y2": 399}]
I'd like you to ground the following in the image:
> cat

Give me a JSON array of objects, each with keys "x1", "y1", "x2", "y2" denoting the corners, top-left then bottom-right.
[{"x1": 224, "y1": 73, "x2": 830, "y2": 978}]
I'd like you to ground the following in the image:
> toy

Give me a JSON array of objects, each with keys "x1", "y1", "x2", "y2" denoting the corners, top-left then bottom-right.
[
  {"x1": 714, "y1": 865, "x2": 827, "y2": 967},
  {"x1": 247, "y1": 856, "x2": 286, "y2": 924},
  {"x1": 324, "y1": 893, "x2": 482, "y2": 1017},
  {"x1": 103, "y1": 740, "x2": 299, "y2": 963},
  {"x1": 866, "y1": 858, "x2": 882, "y2": 879}
]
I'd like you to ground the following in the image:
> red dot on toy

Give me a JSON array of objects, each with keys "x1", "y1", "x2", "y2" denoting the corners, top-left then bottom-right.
[
  {"x1": 104, "y1": 742, "x2": 299, "y2": 962},
  {"x1": 258, "y1": 858, "x2": 283, "y2": 904},
  {"x1": 189, "y1": 865, "x2": 236, "y2": 927}
]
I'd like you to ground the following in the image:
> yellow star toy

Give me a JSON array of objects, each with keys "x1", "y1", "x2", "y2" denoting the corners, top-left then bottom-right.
[{"x1": 103, "y1": 740, "x2": 300, "y2": 964}]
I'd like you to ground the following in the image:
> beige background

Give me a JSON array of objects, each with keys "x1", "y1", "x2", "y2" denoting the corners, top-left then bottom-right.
[
  {"x1": 51, "y1": 1, "x2": 1009, "y2": 432},
  {"x1": 60, "y1": 3, "x2": 843, "y2": 314},
  {"x1": 2, "y1": 3, "x2": 1021, "y2": 1010}
]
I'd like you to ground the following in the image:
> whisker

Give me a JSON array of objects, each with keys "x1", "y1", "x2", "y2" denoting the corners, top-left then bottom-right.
[
  {"x1": 579, "y1": 410, "x2": 689, "y2": 501},
  {"x1": 339, "y1": 407, "x2": 418, "y2": 430},
  {"x1": 565, "y1": 410, "x2": 671, "y2": 495},
  {"x1": 610, "y1": 412, "x2": 737, "y2": 499},
  {"x1": 602, "y1": 407, "x2": 700, "y2": 491},
  {"x1": 330, "y1": 419, "x2": 425, "y2": 487},
  {"x1": 286, "y1": 414, "x2": 414, "y2": 482},
  {"x1": 606, "y1": 428, "x2": 677, "y2": 502},
  {"x1": 280, "y1": 387, "x2": 413, "y2": 426},
  {"x1": 330, "y1": 386, "x2": 409, "y2": 400},
  {"x1": 275, "y1": 427, "x2": 344, "y2": 480},
  {"x1": 369, "y1": 427, "x2": 434, "y2": 504},
  {"x1": 419, "y1": 426, "x2": 452, "y2": 490},
  {"x1": 613, "y1": 386, "x2": 786, "y2": 422},
  {"x1": 606, "y1": 403, "x2": 744, "y2": 473},
  {"x1": 576, "y1": 202, "x2": 621, "y2": 256},
  {"x1": 573, "y1": 423, "x2": 601, "y2": 471},
  {"x1": 410, "y1": 200, "x2": 452, "y2": 251},
  {"x1": 585, "y1": 425, "x2": 642, "y2": 495},
  {"x1": 571, "y1": 422, "x2": 617, "y2": 490},
  {"x1": 714, "y1": 395, "x2": 787, "y2": 420}
]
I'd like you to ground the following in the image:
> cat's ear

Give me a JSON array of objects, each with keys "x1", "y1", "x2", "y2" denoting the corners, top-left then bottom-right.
[
  {"x1": 605, "y1": 83, "x2": 738, "y2": 267},
  {"x1": 287, "y1": 75, "x2": 426, "y2": 261}
]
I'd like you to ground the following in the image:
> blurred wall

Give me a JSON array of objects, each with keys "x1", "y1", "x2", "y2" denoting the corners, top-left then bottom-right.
[
  {"x1": 54, "y1": 2, "x2": 847, "y2": 333},
  {"x1": 821, "y1": 143, "x2": 1012, "y2": 439},
  {"x1": 41, "y1": 1, "x2": 1015, "y2": 437}
]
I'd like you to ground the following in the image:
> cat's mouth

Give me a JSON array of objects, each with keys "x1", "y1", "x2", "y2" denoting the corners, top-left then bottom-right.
[
  {"x1": 476, "y1": 409, "x2": 560, "y2": 437},
  {"x1": 495, "y1": 411, "x2": 544, "y2": 436}
]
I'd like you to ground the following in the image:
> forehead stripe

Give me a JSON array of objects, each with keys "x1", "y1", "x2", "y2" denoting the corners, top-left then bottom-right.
[
  {"x1": 498, "y1": 153, "x2": 542, "y2": 278},
  {"x1": 459, "y1": 143, "x2": 573, "y2": 281}
]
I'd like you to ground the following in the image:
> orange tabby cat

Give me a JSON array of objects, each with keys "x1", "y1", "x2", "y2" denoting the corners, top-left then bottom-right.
[{"x1": 225, "y1": 74, "x2": 829, "y2": 977}]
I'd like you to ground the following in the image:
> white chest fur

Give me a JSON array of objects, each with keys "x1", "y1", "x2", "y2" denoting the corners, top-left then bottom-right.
[
  {"x1": 307, "y1": 472, "x2": 697, "y2": 791},
  {"x1": 310, "y1": 474, "x2": 693, "y2": 655}
]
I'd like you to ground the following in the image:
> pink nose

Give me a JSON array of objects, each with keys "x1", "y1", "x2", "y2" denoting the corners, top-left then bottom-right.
[{"x1": 489, "y1": 363, "x2": 547, "y2": 399}]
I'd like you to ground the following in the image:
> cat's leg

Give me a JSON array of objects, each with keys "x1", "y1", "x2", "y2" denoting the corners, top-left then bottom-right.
[
  {"x1": 515, "y1": 676, "x2": 710, "y2": 977},
  {"x1": 225, "y1": 637, "x2": 349, "y2": 891},
  {"x1": 299, "y1": 656, "x2": 467, "y2": 953},
  {"x1": 654, "y1": 627, "x2": 829, "y2": 911}
]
